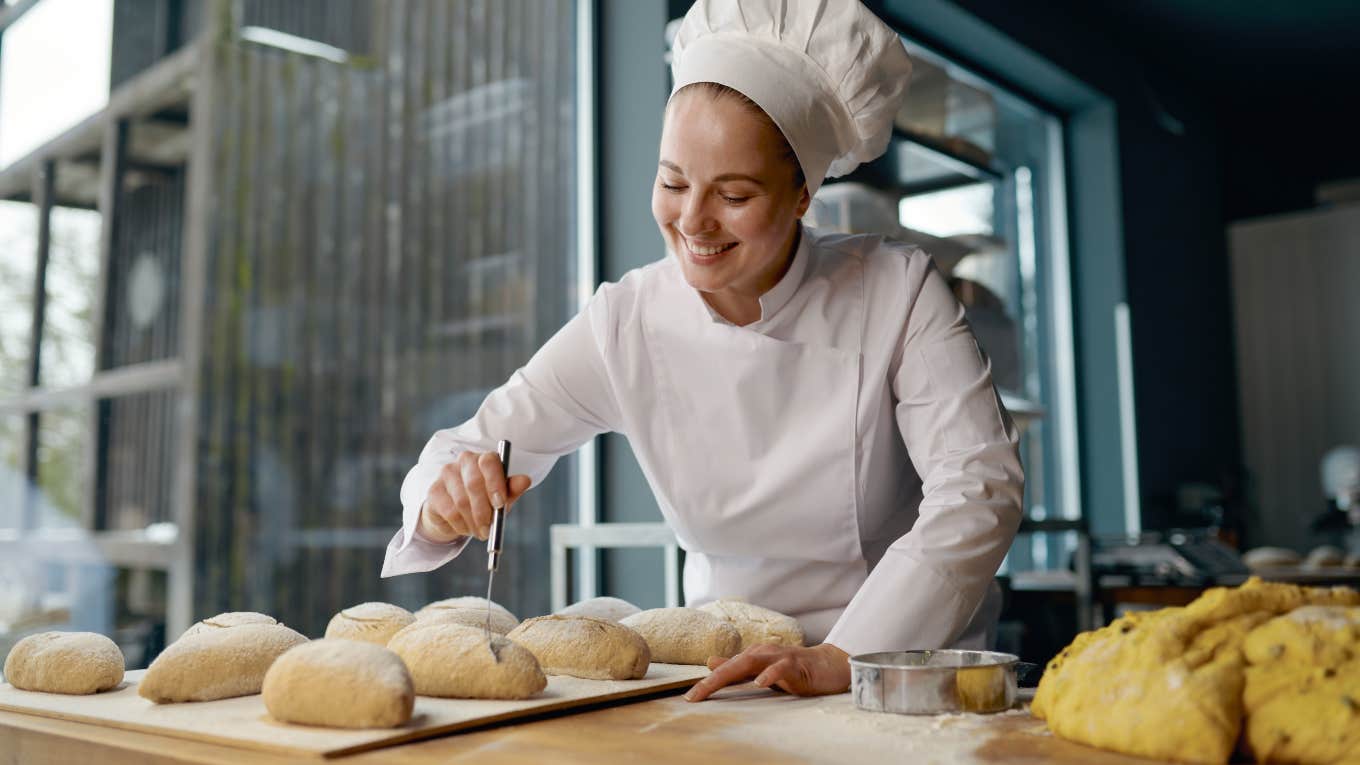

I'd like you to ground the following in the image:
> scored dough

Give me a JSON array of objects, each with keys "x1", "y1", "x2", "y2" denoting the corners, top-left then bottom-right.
[
  {"x1": 139, "y1": 622, "x2": 308, "y2": 703},
  {"x1": 263, "y1": 639, "x2": 414, "y2": 729},
  {"x1": 387, "y1": 622, "x2": 546, "y2": 699},
  {"x1": 181, "y1": 611, "x2": 277, "y2": 639},
  {"x1": 325, "y1": 602, "x2": 415, "y2": 645},
  {"x1": 621, "y1": 607, "x2": 741, "y2": 665},
  {"x1": 3, "y1": 631, "x2": 125, "y2": 695},
  {"x1": 556, "y1": 596, "x2": 642, "y2": 622},
  {"x1": 698, "y1": 599, "x2": 805, "y2": 650},
  {"x1": 416, "y1": 597, "x2": 518, "y2": 635},
  {"x1": 506, "y1": 615, "x2": 650, "y2": 680}
]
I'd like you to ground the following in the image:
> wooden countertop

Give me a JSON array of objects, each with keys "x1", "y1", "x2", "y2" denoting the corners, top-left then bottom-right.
[{"x1": 1, "y1": 684, "x2": 1173, "y2": 765}]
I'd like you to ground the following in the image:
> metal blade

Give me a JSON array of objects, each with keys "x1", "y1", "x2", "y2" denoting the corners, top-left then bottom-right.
[
  {"x1": 483, "y1": 440, "x2": 512, "y2": 648},
  {"x1": 483, "y1": 569, "x2": 496, "y2": 644}
]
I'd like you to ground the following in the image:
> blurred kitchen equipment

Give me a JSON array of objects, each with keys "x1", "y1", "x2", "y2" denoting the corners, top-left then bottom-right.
[
  {"x1": 1092, "y1": 530, "x2": 1248, "y2": 584},
  {"x1": 850, "y1": 649, "x2": 1038, "y2": 715}
]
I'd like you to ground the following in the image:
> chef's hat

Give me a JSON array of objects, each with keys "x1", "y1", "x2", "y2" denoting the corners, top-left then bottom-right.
[{"x1": 670, "y1": 0, "x2": 912, "y2": 196}]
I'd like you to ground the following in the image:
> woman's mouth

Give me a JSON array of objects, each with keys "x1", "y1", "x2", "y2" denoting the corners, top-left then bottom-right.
[{"x1": 685, "y1": 239, "x2": 738, "y2": 263}]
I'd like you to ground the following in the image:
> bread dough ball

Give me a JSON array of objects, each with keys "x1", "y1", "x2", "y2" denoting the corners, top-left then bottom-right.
[
  {"x1": 1033, "y1": 577, "x2": 1360, "y2": 764},
  {"x1": 263, "y1": 639, "x2": 413, "y2": 729},
  {"x1": 1243, "y1": 547, "x2": 1301, "y2": 570},
  {"x1": 556, "y1": 596, "x2": 642, "y2": 622},
  {"x1": 139, "y1": 622, "x2": 308, "y2": 703},
  {"x1": 697, "y1": 599, "x2": 805, "y2": 650},
  {"x1": 325, "y1": 602, "x2": 415, "y2": 645},
  {"x1": 387, "y1": 622, "x2": 545, "y2": 699},
  {"x1": 1303, "y1": 545, "x2": 1346, "y2": 569},
  {"x1": 620, "y1": 607, "x2": 741, "y2": 665},
  {"x1": 181, "y1": 611, "x2": 278, "y2": 639},
  {"x1": 3, "y1": 632, "x2": 124, "y2": 695},
  {"x1": 506, "y1": 615, "x2": 649, "y2": 680},
  {"x1": 416, "y1": 597, "x2": 518, "y2": 635},
  {"x1": 413, "y1": 606, "x2": 517, "y2": 635},
  {"x1": 1241, "y1": 605, "x2": 1360, "y2": 763}
]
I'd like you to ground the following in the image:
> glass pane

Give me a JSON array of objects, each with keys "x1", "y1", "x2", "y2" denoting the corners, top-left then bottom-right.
[
  {"x1": 34, "y1": 404, "x2": 91, "y2": 530},
  {"x1": 820, "y1": 36, "x2": 1076, "y2": 574},
  {"x1": 0, "y1": 201, "x2": 37, "y2": 395},
  {"x1": 0, "y1": 415, "x2": 24, "y2": 528},
  {"x1": 0, "y1": 0, "x2": 113, "y2": 166},
  {"x1": 37, "y1": 207, "x2": 101, "y2": 388},
  {"x1": 103, "y1": 391, "x2": 178, "y2": 530},
  {"x1": 188, "y1": 0, "x2": 581, "y2": 636}
]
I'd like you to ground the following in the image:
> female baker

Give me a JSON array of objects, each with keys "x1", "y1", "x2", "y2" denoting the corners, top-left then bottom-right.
[{"x1": 381, "y1": 0, "x2": 1024, "y2": 702}]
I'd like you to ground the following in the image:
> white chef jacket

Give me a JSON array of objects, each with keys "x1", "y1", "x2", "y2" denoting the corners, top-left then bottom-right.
[{"x1": 381, "y1": 226, "x2": 1024, "y2": 656}]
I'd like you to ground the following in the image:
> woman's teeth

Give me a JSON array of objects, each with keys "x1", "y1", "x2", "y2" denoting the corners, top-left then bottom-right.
[{"x1": 689, "y1": 241, "x2": 737, "y2": 256}]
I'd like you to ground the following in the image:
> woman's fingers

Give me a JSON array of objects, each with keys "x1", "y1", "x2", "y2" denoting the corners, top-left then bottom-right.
[
  {"x1": 686, "y1": 645, "x2": 852, "y2": 701},
  {"x1": 684, "y1": 648, "x2": 776, "y2": 702},
  {"x1": 459, "y1": 453, "x2": 494, "y2": 538},
  {"x1": 425, "y1": 454, "x2": 533, "y2": 542},
  {"x1": 506, "y1": 474, "x2": 532, "y2": 505},
  {"x1": 757, "y1": 657, "x2": 814, "y2": 695},
  {"x1": 478, "y1": 452, "x2": 510, "y2": 511},
  {"x1": 421, "y1": 477, "x2": 468, "y2": 541}
]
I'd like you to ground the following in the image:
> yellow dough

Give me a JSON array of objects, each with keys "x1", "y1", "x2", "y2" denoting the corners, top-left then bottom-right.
[
  {"x1": 1240, "y1": 605, "x2": 1360, "y2": 763},
  {"x1": 387, "y1": 622, "x2": 546, "y2": 699},
  {"x1": 506, "y1": 615, "x2": 650, "y2": 680},
  {"x1": 1032, "y1": 577, "x2": 1360, "y2": 765},
  {"x1": 324, "y1": 602, "x2": 415, "y2": 645},
  {"x1": 3, "y1": 632, "x2": 124, "y2": 695}
]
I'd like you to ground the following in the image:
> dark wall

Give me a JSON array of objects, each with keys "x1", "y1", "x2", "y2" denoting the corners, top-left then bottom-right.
[{"x1": 876, "y1": 0, "x2": 1242, "y2": 531}]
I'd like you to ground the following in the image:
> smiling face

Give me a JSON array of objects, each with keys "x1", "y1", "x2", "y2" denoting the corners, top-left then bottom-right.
[{"x1": 651, "y1": 85, "x2": 810, "y2": 324}]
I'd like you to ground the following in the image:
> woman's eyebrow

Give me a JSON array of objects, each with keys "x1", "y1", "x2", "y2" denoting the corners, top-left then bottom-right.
[{"x1": 658, "y1": 161, "x2": 764, "y2": 186}]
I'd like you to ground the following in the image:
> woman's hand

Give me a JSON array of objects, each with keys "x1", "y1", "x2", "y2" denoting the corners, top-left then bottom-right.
[
  {"x1": 417, "y1": 452, "x2": 532, "y2": 542},
  {"x1": 683, "y1": 642, "x2": 851, "y2": 702}
]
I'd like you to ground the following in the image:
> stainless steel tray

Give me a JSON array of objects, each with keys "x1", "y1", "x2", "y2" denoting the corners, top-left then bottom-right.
[{"x1": 850, "y1": 649, "x2": 1031, "y2": 715}]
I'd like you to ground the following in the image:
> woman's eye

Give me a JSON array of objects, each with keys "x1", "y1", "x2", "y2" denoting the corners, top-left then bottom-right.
[
  {"x1": 661, "y1": 182, "x2": 686, "y2": 192},
  {"x1": 721, "y1": 195, "x2": 749, "y2": 204}
]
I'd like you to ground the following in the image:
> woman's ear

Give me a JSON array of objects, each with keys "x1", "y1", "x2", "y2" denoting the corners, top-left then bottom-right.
[{"x1": 795, "y1": 185, "x2": 812, "y2": 219}]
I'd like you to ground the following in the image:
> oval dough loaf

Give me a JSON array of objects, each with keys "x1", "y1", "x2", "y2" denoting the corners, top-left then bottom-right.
[
  {"x1": 181, "y1": 611, "x2": 278, "y2": 639},
  {"x1": 416, "y1": 597, "x2": 518, "y2": 635},
  {"x1": 506, "y1": 615, "x2": 650, "y2": 680},
  {"x1": 325, "y1": 602, "x2": 415, "y2": 645},
  {"x1": 556, "y1": 596, "x2": 642, "y2": 622},
  {"x1": 3, "y1": 631, "x2": 124, "y2": 695},
  {"x1": 263, "y1": 639, "x2": 413, "y2": 728},
  {"x1": 1243, "y1": 547, "x2": 1301, "y2": 571},
  {"x1": 698, "y1": 599, "x2": 805, "y2": 650},
  {"x1": 621, "y1": 608, "x2": 741, "y2": 665},
  {"x1": 387, "y1": 622, "x2": 546, "y2": 699},
  {"x1": 139, "y1": 622, "x2": 308, "y2": 703},
  {"x1": 1303, "y1": 545, "x2": 1345, "y2": 569}
]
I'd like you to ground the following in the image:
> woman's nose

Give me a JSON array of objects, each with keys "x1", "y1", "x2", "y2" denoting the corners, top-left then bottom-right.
[{"x1": 677, "y1": 192, "x2": 716, "y2": 236}]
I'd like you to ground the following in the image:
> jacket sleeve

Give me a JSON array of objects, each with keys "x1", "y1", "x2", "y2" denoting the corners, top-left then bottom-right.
[
  {"x1": 824, "y1": 257, "x2": 1024, "y2": 655},
  {"x1": 380, "y1": 287, "x2": 624, "y2": 577}
]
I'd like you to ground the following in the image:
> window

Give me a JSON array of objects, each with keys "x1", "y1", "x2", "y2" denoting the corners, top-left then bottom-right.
[
  {"x1": 815, "y1": 38, "x2": 1080, "y2": 574},
  {"x1": 0, "y1": 0, "x2": 585, "y2": 660}
]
